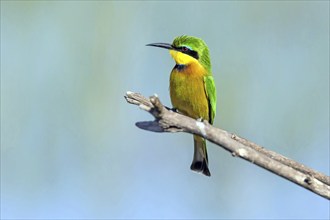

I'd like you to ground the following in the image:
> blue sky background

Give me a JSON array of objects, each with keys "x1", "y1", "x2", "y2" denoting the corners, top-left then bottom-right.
[{"x1": 1, "y1": 1, "x2": 329, "y2": 219}]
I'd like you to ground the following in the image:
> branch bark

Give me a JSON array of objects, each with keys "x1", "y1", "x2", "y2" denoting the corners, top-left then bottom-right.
[{"x1": 124, "y1": 91, "x2": 330, "y2": 200}]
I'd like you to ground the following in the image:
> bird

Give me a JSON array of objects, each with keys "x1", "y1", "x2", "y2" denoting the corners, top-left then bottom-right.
[{"x1": 146, "y1": 35, "x2": 217, "y2": 176}]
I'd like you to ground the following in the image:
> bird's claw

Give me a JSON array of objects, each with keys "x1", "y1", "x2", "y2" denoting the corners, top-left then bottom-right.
[
  {"x1": 165, "y1": 106, "x2": 178, "y2": 112},
  {"x1": 171, "y1": 108, "x2": 179, "y2": 112},
  {"x1": 197, "y1": 117, "x2": 204, "y2": 122}
]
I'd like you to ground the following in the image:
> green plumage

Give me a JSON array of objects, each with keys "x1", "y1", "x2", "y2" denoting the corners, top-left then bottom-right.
[{"x1": 204, "y1": 75, "x2": 217, "y2": 124}]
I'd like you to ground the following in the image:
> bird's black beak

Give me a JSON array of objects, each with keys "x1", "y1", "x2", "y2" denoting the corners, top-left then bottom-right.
[{"x1": 146, "y1": 43, "x2": 173, "y2": 50}]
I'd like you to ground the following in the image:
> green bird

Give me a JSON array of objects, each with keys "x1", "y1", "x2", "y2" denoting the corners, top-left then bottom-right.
[{"x1": 147, "y1": 35, "x2": 217, "y2": 176}]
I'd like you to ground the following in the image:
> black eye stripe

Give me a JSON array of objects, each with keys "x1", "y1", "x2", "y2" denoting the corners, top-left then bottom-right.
[
  {"x1": 175, "y1": 46, "x2": 199, "y2": 60},
  {"x1": 183, "y1": 49, "x2": 199, "y2": 60}
]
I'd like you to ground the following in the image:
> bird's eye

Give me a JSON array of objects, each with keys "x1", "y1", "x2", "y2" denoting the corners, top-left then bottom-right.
[{"x1": 182, "y1": 46, "x2": 189, "y2": 52}]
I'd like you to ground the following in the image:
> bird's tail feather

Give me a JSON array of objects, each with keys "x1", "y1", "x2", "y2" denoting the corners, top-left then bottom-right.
[{"x1": 190, "y1": 135, "x2": 211, "y2": 176}]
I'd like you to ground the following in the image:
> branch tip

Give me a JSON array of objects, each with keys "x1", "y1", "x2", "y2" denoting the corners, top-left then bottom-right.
[{"x1": 139, "y1": 104, "x2": 151, "y2": 111}]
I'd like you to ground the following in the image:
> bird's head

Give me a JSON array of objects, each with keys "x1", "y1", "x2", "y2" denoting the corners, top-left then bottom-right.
[{"x1": 147, "y1": 35, "x2": 211, "y2": 72}]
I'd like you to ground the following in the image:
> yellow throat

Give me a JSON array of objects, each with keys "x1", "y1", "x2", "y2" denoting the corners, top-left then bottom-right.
[
  {"x1": 169, "y1": 50, "x2": 206, "y2": 76},
  {"x1": 170, "y1": 50, "x2": 198, "y2": 65}
]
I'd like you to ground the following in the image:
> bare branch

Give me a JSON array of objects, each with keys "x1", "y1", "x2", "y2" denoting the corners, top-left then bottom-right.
[{"x1": 124, "y1": 91, "x2": 330, "y2": 200}]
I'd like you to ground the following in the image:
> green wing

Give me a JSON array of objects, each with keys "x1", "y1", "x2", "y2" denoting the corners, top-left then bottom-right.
[{"x1": 204, "y1": 75, "x2": 217, "y2": 124}]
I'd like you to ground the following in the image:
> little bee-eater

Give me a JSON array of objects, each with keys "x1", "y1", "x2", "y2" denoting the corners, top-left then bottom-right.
[{"x1": 147, "y1": 35, "x2": 217, "y2": 176}]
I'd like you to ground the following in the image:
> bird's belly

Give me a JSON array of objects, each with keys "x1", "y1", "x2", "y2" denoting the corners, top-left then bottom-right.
[{"x1": 170, "y1": 71, "x2": 209, "y2": 121}]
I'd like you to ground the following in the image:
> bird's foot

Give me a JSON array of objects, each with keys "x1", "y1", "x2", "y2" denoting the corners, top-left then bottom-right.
[
  {"x1": 171, "y1": 108, "x2": 179, "y2": 112},
  {"x1": 197, "y1": 117, "x2": 204, "y2": 122},
  {"x1": 165, "y1": 106, "x2": 179, "y2": 113}
]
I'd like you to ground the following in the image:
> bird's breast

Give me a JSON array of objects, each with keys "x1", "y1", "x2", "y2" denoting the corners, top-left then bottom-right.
[{"x1": 169, "y1": 63, "x2": 209, "y2": 121}]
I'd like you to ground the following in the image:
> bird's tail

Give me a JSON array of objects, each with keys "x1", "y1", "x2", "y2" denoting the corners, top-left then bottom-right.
[{"x1": 190, "y1": 135, "x2": 211, "y2": 176}]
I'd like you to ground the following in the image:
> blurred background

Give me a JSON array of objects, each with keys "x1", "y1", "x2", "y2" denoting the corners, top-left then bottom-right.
[{"x1": 1, "y1": 1, "x2": 329, "y2": 219}]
